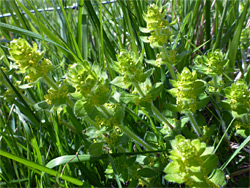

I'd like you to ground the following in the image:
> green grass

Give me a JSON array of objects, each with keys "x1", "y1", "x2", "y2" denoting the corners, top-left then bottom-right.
[{"x1": 0, "y1": 0, "x2": 250, "y2": 187}]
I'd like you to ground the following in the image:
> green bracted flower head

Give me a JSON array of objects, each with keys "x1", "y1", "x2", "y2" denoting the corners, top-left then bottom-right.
[
  {"x1": 155, "y1": 50, "x2": 177, "y2": 68},
  {"x1": 223, "y1": 79, "x2": 250, "y2": 114},
  {"x1": 25, "y1": 58, "x2": 53, "y2": 83},
  {"x1": 194, "y1": 50, "x2": 228, "y2": 76},
  {"x1": 114, "y1": 50, "x2": 144, "y2": 83},
  {"x1": 67, "y1": 63, "x2": 96, "y2": 98},
  {"x1": 168, "y1": 135, "x2": 205, "y2": 164},
  {"x1": 144, "y1": 4, "x2": 166, "y2": 26},
  {"x1": 143, "y1": 4, "x2": 172, "y2": 47},
  {"x1": 9, "y1": 38, "x2": 44, "y2": 73},
  {"x1": 240, "y1": 28, "x2": 250, "y2": 50},
  {"x1": 164, "y1": 135, "x2": 222, "y2": 187},
  {"x1": 44, "y1": 85, "x2": 69, "y2": 106},
  {"x1": 168, "y1": 67, "x2": 206, "y2": 113}
]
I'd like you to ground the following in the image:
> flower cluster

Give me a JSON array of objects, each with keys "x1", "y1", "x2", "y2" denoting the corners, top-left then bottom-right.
[
  {"x1": 240, "y1": 28, "x2": 250, "y2": 50},
  {"x1": 168, "y1": 67, "x2": 205, "y2": 112},
  {"x1": 233, "y1": 120, "x2": 248, "y2": 130},
  {"x1": 67, "y1": 62, "x2": 110, "y2": 107},
  {"x1": 44, "y1": 85, "x2": 69, "y2": 106},
  {"x1": 164, "y1": 135, "x2": 221, "y2": 187},
  {"x1": 193, "y1": 50, "x2": 228, "y2": 76},
  {"x1": 9, "y1": 38, "x2": 52, "y2": 82},
  {"x1": 113, "y1": 50, "x2": 145, "y2": 83},
  {"x1": 154, "y1": 50, "x2": 177, "y2": 68},
  {"x1": 144, "y1": 4, "x2": 171, "y2": 47},
  {"x1": 223, "y1": 79, "x2": 250, "y2": 114}
]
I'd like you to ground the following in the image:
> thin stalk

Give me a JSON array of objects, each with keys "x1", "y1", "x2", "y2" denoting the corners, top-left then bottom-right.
[
  {"x1": 151, "y1": 104, "x2": 174, "y2": 130},
  {"x1": 213, "y1": 118, "x2": 235, "y2": 154},
  {"x1": 162, "y1": 45, "x2": 177, "y2": 80},
  {"x1": 43, "y1": 74, "x2": 75, "y2": 109},
  {"x1": 133, "y1": 82, "x2": 174, "y2": 130},
  {"x1": 42, "y1": 74, "x2": 59, "y2": 90},
  {"x1": 117, "y1": 124, "x2": 154, "y2": 151},
  {"x1": 85, "y1": 116, "x2": 99, "y2": 129},
  {"x1": 186, "y1": 111, "x2": 202, "y2": 137},
  {"x1": 99, "y1": 0, "x2": 104, "y2": 68},
  {"x1": 213, "y1": 75, "x2": 220, "y2": 102},
  {"x1": 99, "y1": 104, "x2": 154, "y2": 151}
]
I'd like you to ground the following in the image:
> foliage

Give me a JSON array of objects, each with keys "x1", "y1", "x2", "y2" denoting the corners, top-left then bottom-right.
[{"x1": 0, "y1": 0, "x2": 249, "y2": 187}]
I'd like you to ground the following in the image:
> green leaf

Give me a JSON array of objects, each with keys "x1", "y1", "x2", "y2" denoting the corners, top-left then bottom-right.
[
  {"x1": 168, "y1": 88, "x2": 178, "y2": 97},
  {"x1": 227, "y1": 0, "x2": 249, "y2": 68},
  {"x1": 34, "y1": 101, "x2": 50, "y2": 110},
  {"x1": 120, "y1": 92, "x2": 139, "y2": 104},
  {"x1": 140, "y1": 36, "x2": 150, "y2": 43},
  {"x1": 165, "y1": 103, "x2": 178, "y2": 112},
  {"x1": 140, "y1": 68, "x2": 154, "y2": 82},
  {"x1": 0, "y1": 150, "x2": 83, "y2": 186},
  {"x1": 110, "y1": 76, "x2": 129, "y2": 89},
  {"x1": 202, "y1": 155, "x2": 218, "y2": 176},
  {"x1": 193, "y1": 80, "x2": 206, "y2": 95},
  {"x1": 89, "y1": 143, "x2": 103, "y2": 157},
  {"x1": 164, "y1": 173, "x2": 185, "y2": 184},
  {"x1": 139, "y1": 27, "x2": 150, "y2": 33},
  {"x1": 209, "y1": 169, "x2": 225, "y2": 187},
  {"x1": 236, "y1": 129, "x2": 247, "y2": 138},
  {"x1": 137, "y1": 168, "x2": 156, "y2": 178},
  {"x1": 74, "y1": 100, "x2": 95, "y2": 117},
  {"x1": 144, "y1": 131, "x2": 158, "y2": 145},
  {"x1": 164, "y1": 161, "x2": 181, "y2": 174},
  {"x1": 147, "y1": 82, "x2": 163, "y2": 100},
  {"x1": 197, "y1": 96, "x2": 209, "y2": 109},
  {"x1": 145, "y1": 59, "x2": 158, "y2": 67},
  {"x1": 218, "y1": 101, "x2": 231, "y2": 111}
]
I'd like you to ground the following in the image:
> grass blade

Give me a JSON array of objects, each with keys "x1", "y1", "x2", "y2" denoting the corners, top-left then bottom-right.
[
  {"x1": 0, "y1": 150, "x2": 83, "y2": 186},
  {"x1": 221, "y1": 135, "x2": 250, "y2": 170}
]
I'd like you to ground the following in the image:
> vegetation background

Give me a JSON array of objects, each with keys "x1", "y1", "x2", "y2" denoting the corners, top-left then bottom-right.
[{"x1": 0, "y1": 0, "x2": 249, "y2": 187}]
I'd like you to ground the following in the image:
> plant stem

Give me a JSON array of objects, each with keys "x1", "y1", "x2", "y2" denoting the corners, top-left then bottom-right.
[
  {"x1": 151, "y1": 104, "x2": 174, "y2": 130},
  {"x1": 117, "y1": 124, "x2": 154, "y2": 151},
  {"x1": 100, "y1": 104, "x2": 154, "y2": 151},
  {"x1": 186, "y1": 111, "x2": 202, "y2": 137},
  {"x1": 133, "y1": 82, "x2": 145, "y2": 97},
  {"x1": 133, "y1": 82, "x2": 174, "y2": 130},
  {"x1": 213, "y1": 117, "x2": 235, "y2": 154},
  {"x1": 42, "y1": 74, "x2": 59, "y2": 90},
  {"x1": 162, "y1": 44, "x2": 177, "y2": 80},
  {"x1": 85, "y1": 116, "x2": 99, "y2": 129}
]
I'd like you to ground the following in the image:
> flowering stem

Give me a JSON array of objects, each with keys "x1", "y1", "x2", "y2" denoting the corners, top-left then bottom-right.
[
  {"x1": 133, "y1": 82, "x2": 174, "y2": 130},
  {"x1": 186, "y1": 111, "x2": 202, "y2": 137},
  {"x1": 42, "y1": 74, "x2": 59, "y2": 90},
  {"x1": 163, "y1": 44, "x2": 176, "y2": 80},
  {"x1": 151, "y1": 104, "x2": 174, "y2": 130},
  {"x1": 132, "y1": 82, "x2": 145, "y2": 97},
  {"x1": 85, "y1": 116, "x2": 99, "y2": 129},
  {"x1": 117, "y1": 124, "x2": 155, "y2": 151},
  {"x1": 100, "y1": 104, "x2": 154, "y2": 151}
]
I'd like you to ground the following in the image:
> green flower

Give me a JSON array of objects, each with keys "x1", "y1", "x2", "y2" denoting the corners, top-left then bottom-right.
[
  {"x1": 113, "y1": 50, "x2": 144, "y2": 83},
  {"x1": 44, "y1": 85, "x2": 69, "y2": 106},
  {"x1": 9, "y1": 38, "x2": 45, "y2": 73},
  {"x1": 67, "y1": 62, "x2": 96, "y2": 98},
  {"x1": 193, "y1": 50, "x2": 228, "y2": 76},
  {"x1": 240, "y1": 28, "x2": 250, "y2": 50},
  {"x1": 143, "y1": 4, "x2": 172, "y2": 47},
  {"x1": 164, "y1": 135, "x2": 222, "y2": 187},
  {"x1": 168, "y1": 67, "x2": 206, "y2": 112},
  {"x1": 8, "y1": 39, "x2": 52, "y2": 82},
  {"x1": 223, "y1": 79, "x2": 250, "y2": 114}
]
